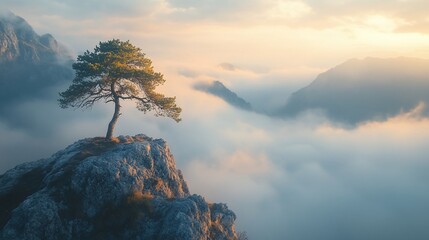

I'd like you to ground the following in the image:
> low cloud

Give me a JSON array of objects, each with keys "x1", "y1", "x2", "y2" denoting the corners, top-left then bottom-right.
[
  {"x1": 105, "y1": 77, "x2": 429, "y2": 239},
  {"x1": 181, "y1": 108, "x2": 429, "y2": 240},
  {"x1": 0, "y1": 98, "x2": 111, "y2": 172},
  {"x1": 2, "y1": 57, "x2": 429, "y2": 240},
  {"x1": 2, "y1": 5, "x2": 429, "y2": 240},
  {"x1": 218, "y1": 62, "x2": 238, "y2": 71}
]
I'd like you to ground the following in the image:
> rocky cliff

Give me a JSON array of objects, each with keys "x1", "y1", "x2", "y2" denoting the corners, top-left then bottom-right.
[{"x1": 0, "y1": 135, "x2": 238, "y2": 240}]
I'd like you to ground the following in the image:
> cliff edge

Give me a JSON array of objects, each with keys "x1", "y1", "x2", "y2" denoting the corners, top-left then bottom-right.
[{"x1": 0, "y1": 135, "x2": 237, "y2": 240}]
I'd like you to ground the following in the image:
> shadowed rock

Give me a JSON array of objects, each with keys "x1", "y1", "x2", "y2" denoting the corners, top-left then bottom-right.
[{"x1": 0, "y1": 135, "x2": 238, "y2": 240}]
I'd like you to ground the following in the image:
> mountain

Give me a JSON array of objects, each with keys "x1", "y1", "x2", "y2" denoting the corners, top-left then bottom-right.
[
  {"x1": 0, "y1": 11, "x2": 73, "y2": 111},
  {"x1": 194, "y1": 81, "x2": 252, "y2": 111},
  {"x1": 0, "y1": 11, "x2": 70, "y2": 63},
  {"x1": 0, "y1": 135, "x2": 238, "y2": 239},
  {"x1": 279, "y1": 57, "x2": 429, "y2": 125}
]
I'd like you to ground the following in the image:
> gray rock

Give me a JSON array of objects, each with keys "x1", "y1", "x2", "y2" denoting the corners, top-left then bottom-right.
[{"x1": 0, "y1": 135, "x2": 238, "y2": 240}]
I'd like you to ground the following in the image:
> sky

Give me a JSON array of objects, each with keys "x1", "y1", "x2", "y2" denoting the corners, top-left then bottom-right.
[{"x1": 2, "y1": 1, "x2": 429, "y2": 239}]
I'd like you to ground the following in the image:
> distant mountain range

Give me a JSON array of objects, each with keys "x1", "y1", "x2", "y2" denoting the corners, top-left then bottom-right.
[
  {"x1": 0, "y1": 11, "x2": 73, "y2": 109},
  {"x1": 279, "y1": 57, "x2": 429, "y2": 125},
  {"x1": 194, "y1": 80, "x2": 253, "y2": 111},
  {"x1": 0, "y1": 11, "x2": 74, "y2": 130},
  {"x1": 3, "y1": 12, "x2": 429, "y2": 128},
  {"x1": 193, "y1": 58, "x2": 429, "y2": 126}
]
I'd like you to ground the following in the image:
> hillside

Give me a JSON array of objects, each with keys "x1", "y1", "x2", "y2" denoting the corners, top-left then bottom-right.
[
  {"x1": 279, "y1": 57, "x2": 429, "y2": 125},
  {"x1": 0, "y1": 11, "x2": 73, "y2": 110}
]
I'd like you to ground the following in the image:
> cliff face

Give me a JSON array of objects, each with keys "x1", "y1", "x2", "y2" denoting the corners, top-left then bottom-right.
[{"x1": 0, "y1": 135, "x2": 237, "y2": 240}]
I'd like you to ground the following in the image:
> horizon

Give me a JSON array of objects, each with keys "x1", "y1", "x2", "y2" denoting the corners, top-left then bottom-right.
[{"x1": 2, "y1": 1, "x2": 429, "y2": 239}]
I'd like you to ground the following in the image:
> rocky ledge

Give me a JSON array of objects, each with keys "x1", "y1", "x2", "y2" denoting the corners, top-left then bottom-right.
[{"x1": 0, "y1": 134, "x2": 237, "y2": 240}]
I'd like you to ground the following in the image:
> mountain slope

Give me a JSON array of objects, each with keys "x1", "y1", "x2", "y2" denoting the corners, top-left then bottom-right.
[
  {"x1": 0, "y1": 11, "x2": 68, "y2": 63},
  {"x1": 0, "y1": 11, "x2": 73, "y2": 110},
  {"x1": 0, "y1": 135, "x2": 238, "y2": 240},
  {"x1": 279, "y1": 57, "x2": 429, "y2": 125},
  {"x1": 194, "y1": 81, "x2": 253, "y2": 111}
]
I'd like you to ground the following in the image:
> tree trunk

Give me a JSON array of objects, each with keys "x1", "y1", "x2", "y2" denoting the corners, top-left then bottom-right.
[{"x1": 106, "y1": 97, "x2": 121, "y2": 141}]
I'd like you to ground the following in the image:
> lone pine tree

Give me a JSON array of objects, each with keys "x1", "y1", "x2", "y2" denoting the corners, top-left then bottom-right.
[{"x1": 59, "y1": 39, "x2": 181, "y2": 140}]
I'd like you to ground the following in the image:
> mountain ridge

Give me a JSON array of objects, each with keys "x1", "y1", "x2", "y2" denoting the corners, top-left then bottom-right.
[
  {"x1": 194, "y1": 80, "x2": 253, "y2": 111},
  {"x1": 0, "y1": 11, "x2": 70, "y2": 63},
  {"x1": 0, "y1": 11, "x2": 74, "y2": 128},
  {"x1": 279, "y1": 57, "x2": 429, "y2": 125}
]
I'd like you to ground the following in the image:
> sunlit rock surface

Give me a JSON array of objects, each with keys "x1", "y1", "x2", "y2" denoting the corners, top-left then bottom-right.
[{"x1": 0, "y1": 134, "x2": 237, "y2": 240}]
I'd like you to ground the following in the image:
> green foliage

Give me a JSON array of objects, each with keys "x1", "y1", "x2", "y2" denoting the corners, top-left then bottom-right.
[{"x1": 59, "y1": 39, "x2": 181, "y2": 122}]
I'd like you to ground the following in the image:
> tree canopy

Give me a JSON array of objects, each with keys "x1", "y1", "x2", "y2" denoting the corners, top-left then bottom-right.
[{"x1": 59, "y1": 39, "x2": 181, "y2": 140}]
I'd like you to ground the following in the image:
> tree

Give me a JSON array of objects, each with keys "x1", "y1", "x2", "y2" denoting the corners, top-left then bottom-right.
[{"x1": 59, "y1": 39, "x2": 181, "y2": 140}]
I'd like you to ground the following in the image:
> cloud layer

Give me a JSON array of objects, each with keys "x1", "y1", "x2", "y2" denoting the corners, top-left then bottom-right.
[
  {"x1": 182, "y1": 107, "x2": 429, "y2": 240},
  {"x1": 2, "y1": 3, "x2": 429, "y2": 240}
]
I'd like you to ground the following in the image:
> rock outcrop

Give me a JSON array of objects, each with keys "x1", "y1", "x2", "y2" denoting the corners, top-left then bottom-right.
[{"x1": 0, "y1": 135, "x2": 238, "y2": 240}]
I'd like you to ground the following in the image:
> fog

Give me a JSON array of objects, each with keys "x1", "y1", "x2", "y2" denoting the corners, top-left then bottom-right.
[
  {"x1": 2, "y1": 1, "x2": 429, "y2": 239},
  {"x1": 2, "y1": 60, "x2": 429, "y2": 239},
  {"x1": 106, "y1": 87, "x2": 429, "y2": 239},
  {"x1": 183, "y1": 108, "x2": 429, "y2": 239}
]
